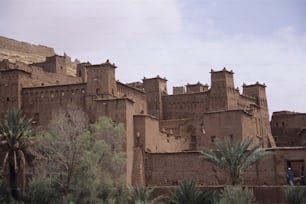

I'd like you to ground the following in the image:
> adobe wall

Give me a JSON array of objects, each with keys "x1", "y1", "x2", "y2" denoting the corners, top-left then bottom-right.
[
  {"x1": 117, "y1": 82, "x2": 147, "y2": 114},
  {"x1": 125, "y1": 100, "x2": 139, "y2": 184},
  {"x1": 200, "y1": 110, "x2": 260, "y2": 148},
  {"x1": 143, "y1": 77, "x2": 167, "y2": 119},
  {"x1": 144, "y1": 147, "x2": 306, "y2": 187},
  {"x1": 27, "y1": 65, "x2": 81, "y2": 87},
  {"x1": 93, "y1": 98, "x2": 131, "y2": 123},
  {"x1": 0, "y1": 71, "x2": 20, "y2": 109},
  {"x1": 271, "y1": 111, "x2": 306, "y2": 146},
  {"x1": 134, "y1": 115, "x2": 189, "y2": 153},
  {"x1": 153, "y1": 110, "x2": 262, "y2": 152},
  {"x1": 21, "y1": 84, "x2": 86, "y2": 125},
  {"x1": 159, "y1": 118, "x2": 197, "y2": 151},
  {"x1": 162, "y1": 92, "x2": 210, "y2": 119},
  {"x1": 238, "y1": 94, "x2": 256, "y2": 108},
  {"x1": 0, "y1": 69, "x2": 31, "y2": 116}
]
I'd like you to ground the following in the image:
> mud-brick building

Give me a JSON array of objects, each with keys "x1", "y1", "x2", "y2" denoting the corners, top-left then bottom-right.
[
  {"x1": 1, "y1": 54, "x2": 296, "y2": 186},
  {"x1": 271, "y1": 111, "x2": 306, "y2": 147}
]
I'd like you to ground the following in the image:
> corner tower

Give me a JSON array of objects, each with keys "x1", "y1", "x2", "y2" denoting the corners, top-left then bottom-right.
[
  {"x1": 243, "y1": 82, "x2": 271, "y2": 147},
  {"x1": 242, "y1": 82, "x2": 268, "y2": 109},
  {"x1": 86, "y1": 59, "x2": 117, "y2": 99},
  {"x1": 209, "y1": 68, "x2": 238, "y2": 111},
  {"x1": 143, "y1": 76, "x2": 167, "y2": 119}
]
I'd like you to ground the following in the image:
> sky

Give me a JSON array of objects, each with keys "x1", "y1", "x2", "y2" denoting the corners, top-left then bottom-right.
[{"x1": 0, "y1": 0, "x2": 306, "y2": 116}]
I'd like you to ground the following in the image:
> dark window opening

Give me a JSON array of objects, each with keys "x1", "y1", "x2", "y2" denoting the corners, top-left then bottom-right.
[
  {"x1": 78, "y1": 70, "x2": 82, "y2": 77},
  {"x1": 190, "y1": 135, "x2": 197, "y2": 150},
  {"x1": 32, "y1": 113, "x2": 39, "y2": 124},
  {"x1": 6, "y1": 97, "x2": 9, "y2": 102},
  {"x1": 211, "y1": 135, "x2": 216, "y2": 143},
  {"x1": 282, "y1": 122, "x2": 285, "y2": 127},
  {"x1": 96, "y1": 88, "x2": 100, "y2": 95}
]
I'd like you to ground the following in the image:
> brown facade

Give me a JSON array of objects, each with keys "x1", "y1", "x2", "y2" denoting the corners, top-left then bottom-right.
[
  {"x1": 1, "y1": 54, "x2": 277, "y2": 185},
  {"x1": 271, "y1": 111, "x2": 306, "y2": 146},
  {"x1": 143, "y1": 147, "x2": 306, "y2": 186}
]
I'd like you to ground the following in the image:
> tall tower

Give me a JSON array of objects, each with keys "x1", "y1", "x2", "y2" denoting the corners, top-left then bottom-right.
[
  {"x1": 86, "y1": 59, "x2": 117, "y2": 99},
  {"x1": 242, "y1": 82, "x2": 268, "y2": 109},
  {"x1": 209, "y1": 68, "x2": 238, "y2": 111},
  {"x1": 243, "y1": 82, "x2": 271, "y2": 147},
  {"x1": 76, "y1": 62, "x2": 90, "y2": 82},
  {"x1": 0, "y1": 60, "x2": 31, "y2": 117},
  {"x1": 143, "y1": 76, "x2": 168, "y2": 119}
]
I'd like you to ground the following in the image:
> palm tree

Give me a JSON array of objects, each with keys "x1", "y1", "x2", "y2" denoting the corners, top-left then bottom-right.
[
  {"x1": 168, "y1": 180, "x2": 214, "y2": 204},
  {"x1": 127, "y1": 184, "x2": 164, "y2": 204},
  {"x1": 200, "y1": 136, "x2": 271, "y2": 185},
  {"x1": 0, "y1": 109, "x2": 34, "y2": 200}
]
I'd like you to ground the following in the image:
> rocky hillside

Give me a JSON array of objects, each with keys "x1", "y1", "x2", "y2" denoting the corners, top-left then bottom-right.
[
  {"x1": 0, "y1": 36, "x2": 77, "y2": 75},
  {"x1": 0, "y1": 36, "x2": 55, "y2": 64}
]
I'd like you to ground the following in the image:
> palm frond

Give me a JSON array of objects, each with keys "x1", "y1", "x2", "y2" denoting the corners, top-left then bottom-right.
[
  {"x1": 0, "y1": 108, "x2": 35, "y2": 200},
  {"x1": 200, "y1": 136, "x2": 272, "y2": 185},
  {"x1": 170, "y1": 180, "x2": 214, "y2": 204},
  {"x1": 128, "y1": 184, "x2": 164, "y2": 204}
]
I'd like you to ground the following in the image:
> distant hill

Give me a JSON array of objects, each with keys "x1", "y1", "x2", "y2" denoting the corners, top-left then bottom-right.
[
  {"x1": 0, "y1": 36, "x2": 78, "y2": 75},
  {"x1": 0, "y1": 36, "x2": 55, "y2": 64}
]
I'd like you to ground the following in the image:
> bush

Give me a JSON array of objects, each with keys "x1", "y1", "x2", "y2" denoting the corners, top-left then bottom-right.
[
  {"x1": 168, "y1": 180, "x2": 214, "y2": 204},
  {"x1": 284, "y1": 186, "x2": 306, "y2": 204},
  {"x1": 218, "y1": 186, "x2": 255, "y2": 204},
  {"x1": 27, "y1": 177, "x2": 62, "y2": 204}
]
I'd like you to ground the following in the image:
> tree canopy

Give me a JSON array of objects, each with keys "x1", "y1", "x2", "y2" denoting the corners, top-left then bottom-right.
[{"x1": 31, "y1": 106, "x2": 126, "y2": 203}]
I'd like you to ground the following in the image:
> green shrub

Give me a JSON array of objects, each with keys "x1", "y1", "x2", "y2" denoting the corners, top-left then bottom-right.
[
  {"x1": 27, "y1": 177, "x2": 62, "y2": 204},
  {"x1": 284, "y1": 186, "x2": 306, "y2": 204},
  {"x1": 168, "y1": 180, "x2": 214, "y2": 204},
  {"x1": 218, "y1": 186, "x2": 255, "y2": 204}
]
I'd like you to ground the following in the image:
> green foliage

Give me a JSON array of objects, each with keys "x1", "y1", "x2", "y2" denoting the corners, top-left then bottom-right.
[
  {"x1": 218, "y1": 186, "x2": 255, "y2": 204},
  {"x1": 128, "y1": 184, "x2": 164, "y2": 204},
  {"x1": 284, "y1": 186, "x2": 306, "y2": 204},
  {"x1": 168, "y1": 180, "x2": 214, "y2": 204},
  {"x1": 27, "y1": 177, "x2": 62, "y2": 204},
  {"x1": 30, "y1": 106, "x2": 126, "y2": 203},
  {"x1": 0, "y1": 109, "x2": 35, "y2": 200},
  {"x1": 0, "y1": 172, "x2": 10, "y2": 203},
  {"x1": 200, "y1": 136, "x2": 272, "y2": 185}
]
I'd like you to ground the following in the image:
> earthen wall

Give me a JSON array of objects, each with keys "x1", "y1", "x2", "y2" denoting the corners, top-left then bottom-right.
[
  {"x1": 21, "y1": 84, "x2": 86, "y2": 125},
  {"x1": 134, "y1": 115, "x2": 189, "y2": 153},
  {"x1": 27, "y1": 65, "x2": 81, "y2": 87},
  {"x1": 271, "y1": 112, "x2": 306, "y2": 146},
  {"x1": 143, "y1": 77, "x2": 167, "y2": 119},
  {"x1": 144, "y1": 147, "x2": 306, "y2": 186},
  {"x1": 117, "y1": 82, "x2": 147, "y2": 114},
  {"x1": 162, "y1": 92, "x2": 210, "y2": 119}
]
